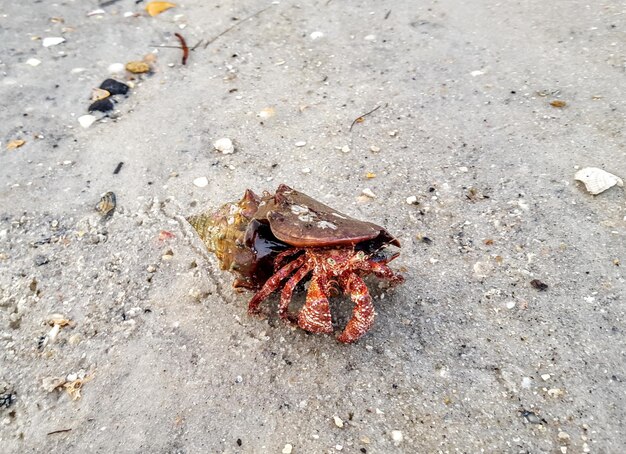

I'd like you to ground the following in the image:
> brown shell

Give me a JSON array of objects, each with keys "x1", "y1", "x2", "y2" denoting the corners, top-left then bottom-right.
[{"x1": 253, "y1": 184, "x2": 400, "y2": 248}]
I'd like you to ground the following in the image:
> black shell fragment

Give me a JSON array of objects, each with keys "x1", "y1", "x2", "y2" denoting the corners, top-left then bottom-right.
[
  {"x1": 88, "y1": 98, "x2": 114, "y2": 113},
  {"x1": 99, "y1": 78, "x2": 129, "y2": 96}
]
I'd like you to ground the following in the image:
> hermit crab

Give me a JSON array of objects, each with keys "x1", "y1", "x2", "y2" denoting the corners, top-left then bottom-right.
[{"x1": 187, "y1": 184, "x2": 403, "y2": 343}]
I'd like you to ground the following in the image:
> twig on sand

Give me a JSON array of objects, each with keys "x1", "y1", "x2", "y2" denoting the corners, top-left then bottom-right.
[
  {"x1": 349, "y1": 105, "x2": 382, "y2": 132},
  {"x1": 203, "y1": 5, "x2": 274, "y2": 49}
]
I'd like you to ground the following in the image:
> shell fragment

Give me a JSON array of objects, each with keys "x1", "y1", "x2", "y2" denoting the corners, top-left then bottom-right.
[{"x1": 574, "y1": 167, "x2": 623, "y2": 195}]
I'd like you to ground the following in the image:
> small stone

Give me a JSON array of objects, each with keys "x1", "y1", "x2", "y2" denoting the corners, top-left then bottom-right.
[
  {"x1": 560, "y1": 447, "x2": 567, "y2": 454},
  {"x1": 470, "y1": 70, "x2": 485, "y2": 77},
  {"x1": 42, "y1": 37, "x2": 65, "y2": 47},
  {"x1": 558, "y1": 431, "x2": 570, "y2": 441},
  {"x1": 459, "y1": 166, "x2": 469, "y2": 172},
  {"x1": 310, "y1": 31, "x2": 324, "y2": 40},
  {"x1": 214, "y1": 138, "x2": 234, "y2": 154},
  {"x1": 126, "y1": 61, "x2": 150, "y2": 74},
  {"x1": 295, "y1": 140, "x2": 306, "y2": 147},
  {"x1": 547, "y1": 388, "x2": 564, "y2": 398},
  {"x1": 34, "y1": 255, "x2": 49, "y2": 266},
  {"x1": 341, "y1": 145, "x2": 350, "y2": 153},
  {"x1": 26, "y1": 58, "x2": 41, "y2": 67},
  {"x1": 6, "y1": 139, "x2": 25, "y2": 150},
  {"x1": 88, "y1": 98, "x2": 114, "y2": 113},
  {"x1": 364, "y1": 34, "x2": 376, "y2": 41},
  {"x1": 235, "y1": 375, "x2": 243, "y2": 383},
  {"x1": 335, "y1": 445, "x2": 343, "y2": 451},
  {"x1": 100, "y1": 78, "x2": 129, "y2": 95},
  {"x1": 147, "y1": 265, "x2": 157, "y2": 273},
  {"x1": 406, "y1": 195, "x2": 418, "y2": 205},
  {"x1": 388, "y1": 130, "x2": 398, "y2": 137},
  {"x1": 506, "y1": 301, "x2": 516, "y2": 309},
  {"x1": 391, "y1": 430, "x2": 403, "y2": 443},
  {"x1": 362, "y1": 188, "x2": 377, "y2": 198},
  {"x1": 282, "y1": 444, "x2": 293, "y2": 454},
  {"x1": 108, "y1": 63, "x2": 125, "y2": 74},
  {"x1": 333, "y1": 415, "x2": 344, "y2": 428},
  {"x1": 87, "y1": 9, "x2": 106, "y2": 16},
  {"x1": 193, "y1": 177, "x2": 208, "y2": 188},
  {"x1": 521, "y1": 377, "x2": 532, "y2": 389},
  {"x1": 541, "y1": 373, "x2": 551, "y2": 381},
  {"x1": 301, "y1": 168, "x2": 311, "y2": 174},
  {"x1": 78, "y1": 114, "x2": 97, "y2": 128},
  {"x1": 370, "y1": 145, "x2": 380, "y2": 152},
  {"x1": 583, "y1": 443, "x2": 590, "y2": 453}
]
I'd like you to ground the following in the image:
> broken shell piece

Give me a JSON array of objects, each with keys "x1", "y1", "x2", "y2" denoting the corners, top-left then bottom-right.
[
  {"x1": 146, "y1": 1, "x2": 176, "y2": 17},
  {"x1": 6, "y1": 139, "x2": 26, "y2": 150},
  {"x1": 574, "y1": 167, "x2": 623, "y2": 195},
  {"x1": 91, "y1": 88, "x2": 111, "y2": 102},
  {"x1": 362, "y1": 188, "x2": 377, "y2": 198},
  {"x1": 78, "y1": 114, "x2": 97, "y2": 128},
  {"x1": 96, "y1": 191, "x2": 116, "y2": 219},
  {"x1": 42, "y1": 37, "x2": 65, "y2": 47},
  {"x1": 214, "y1": 138, "x2": 234, "y2": 154},
  {"x1": 42, "y1": 377, "x2": 66, "y2": 393}
]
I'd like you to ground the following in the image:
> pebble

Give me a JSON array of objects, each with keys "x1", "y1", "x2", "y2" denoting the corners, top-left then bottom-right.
[
  {"x1": 459, "y1": 166, "x2": 469, "y2": 172},
  {"x1": 301, "y1": 168, "x2": 311, "y2": 174},
  {"x1": 364, "y1": 34, "x2": 376, "y2": 41},
  {"x1": 391, "y1": 430, "x2": 403, "y2": 443},
  {"x1": 26, "y1": 58, "x2": 41, "y2": 67},
  {"x1": 87, "y1": 9, "x2": 106, "y2": 16},
  {"x1": 341, "y1": 145, "x2": 350, "y2": 153},
  {"x1": 506, "y1": 301, "x2": 516, "y2": 309},
  {"x1": 235, "y1": 375, "x2": 243, "y2": 383},
  {"x1": 362, "y1": 188, "x2": 377, "y2": 198},
  {"x1": 310, "y1": 31, "x2": 324, "y2": 40},
  {"x1": 282, "y1": 444, "x2": 293, "y2": 454},
  {"x1": 560, "y1": 447, "x2": 567, "y2": 454},
  {"x1": 388, "y1": 130, "x2": 398, "y2": 137},
  {"x1": 108, "y1": 63, "x2": 125, "y2": 74},
  {"x1": 214, "y1": 138, "x2": 234, "y2": 154},
  {"x1": 42, "y1": 37, "x2": 65, "y2": 47},
  {"x1": 547, "y1": 388, "x2": 564, "y2": 397},
  {"x1": 333, "y1": 415, "x2": 344, "y2": 428},
  {"x1": 78, "y1": 114, "x2": 97, "y2": 128},
  {"x1": 335, "y1": 445, "x2": 343, "y2": 451},
  {"x1": 100, "y1": 78, "x2": 129, "y2": 95},
  {"x1": 88, "y1": 98, "x2": 114, "y2": 113},
  {"x1": 521, "y1": 377, "x2": 532, "y2": 389},
  {"x1": 126, "y1": 61, "x2": 150, "y2": 74},
  {"x1": 193, "y1": 177, "x2": 208, "y2": 188},
  {"x1": 34, "y1": 255, "x2": 49, "y2": 266},
  {"x1": 406, "y1": 195, "x2": 418, "y2": 205},
  {"x1": 295, "y1": 140, "x2": 306, "y2": 147},
  {"x1": 558, "y1": 431, "x2": 570, "y2": 441},
  {"x1": 370, "y1": 145, "x2": 380, "y2": 152},
  {"x1": 541, "y1": 373, "x2": 551, "y2": 381}
]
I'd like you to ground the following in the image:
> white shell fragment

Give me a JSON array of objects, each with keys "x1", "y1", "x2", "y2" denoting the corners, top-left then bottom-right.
[
  {"x1": 42, "y1": 37, "x2": 65, "y2": 47},
  {"x1": 78, "y1": 114, "x2": 97, "y2": 128},
  {"x1": 362, "y1": 188, "x2": 377, "y2": 198},
  {"x1": 214, "y1": 138, "x2": 234, "y2": 154},
  {"x1": 107, "y1": 62, "x2": 125, "y2": 74},
  {"x1": 26, "y1": 58, "x2": 41, "y2": 67},
  {"x1": 193, "y1": 177, "x2": 209, "y2": 188},
  {"x1": 574, "y1": 167, "x2": 623, "y2": 195}
]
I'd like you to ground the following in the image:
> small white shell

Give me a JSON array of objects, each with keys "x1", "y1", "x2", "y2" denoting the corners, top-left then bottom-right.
[
  {"x1": 574, "y1": 167, "x2": 623, "y2": 195},
  {"x1": 214, "y1": 137, "x2": 234, "y2": 154}
]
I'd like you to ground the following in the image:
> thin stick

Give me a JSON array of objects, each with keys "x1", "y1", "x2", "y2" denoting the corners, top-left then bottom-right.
[
  {"x1": 174, "y1": 33, "x2": 189, "y2": 65},
  {"x1": 47, "y1": 428, "x2": 72, "y2": 435},
  {"x1": 203, "y1": 5, "x2": 273, "y2": 49},
  {"x1": 349, "y1": 105, "x2": 382, "y2": 131}
]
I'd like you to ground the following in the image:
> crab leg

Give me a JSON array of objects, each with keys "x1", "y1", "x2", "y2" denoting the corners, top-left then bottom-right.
[
  {"x1": 273, "y1": 248, "x2": 303, "y2": 272},
  {"x1": 247, "y1": 255, "x2": 306, "y2": 314},
  {"x1": 278, "y1": 261, "x2": 312, "y2": 322},
  {"x1": 337, "y1": 273, "x2": 375, "y2": 343},
  {"x1": 297, "y1": 274, "x2": 333, "y2": 334},
  {"x1": 362, "y1": 260, "x2": 404, "y2": 285}
]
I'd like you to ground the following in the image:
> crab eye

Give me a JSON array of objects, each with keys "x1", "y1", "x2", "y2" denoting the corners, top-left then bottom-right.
[
  {"x1": 327, "y1": 258, "x2": 336, "y2": 265},
  {"x1": 356, "y1": 251, "x2": 366, "y2": 260}
]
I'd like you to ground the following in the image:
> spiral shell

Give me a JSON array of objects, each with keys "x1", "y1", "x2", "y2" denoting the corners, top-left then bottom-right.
[{"x1": 187, "y1": 189, "x2": 261, "y2": 289}]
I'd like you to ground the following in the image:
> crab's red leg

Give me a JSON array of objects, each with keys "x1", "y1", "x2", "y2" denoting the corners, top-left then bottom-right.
[
  {"x1": 278, "y1": 261, "x2": 312, "y2": 322},
  {"x1": 297, "y1": 274, "x2": 333, "y2": 334},
  {"x1": 362, "y1": 260, "x2": 404, "y2": 284},
  {"x1": 337, "y1": 273, "x2": 375, "y2": 343},
  {"x1": 247, "y1": 255, "x2": 306, "y2": 315},
  {"x1": 273, "y1": 248, "x2": 302, "y2": 272}
]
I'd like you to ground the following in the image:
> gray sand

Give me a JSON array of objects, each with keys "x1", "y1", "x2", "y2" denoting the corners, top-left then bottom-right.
[{"x1": 1, "y1": 1, "x2": 624, "y2": 452}]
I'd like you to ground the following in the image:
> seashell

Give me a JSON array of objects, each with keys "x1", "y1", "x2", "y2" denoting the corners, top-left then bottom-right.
[
  {"x1": 96, "y1": 191, "x2": 116, "y2": 219},
  {"x1": 574, "y1": 167, "x2": 623, "y2": 195}
]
